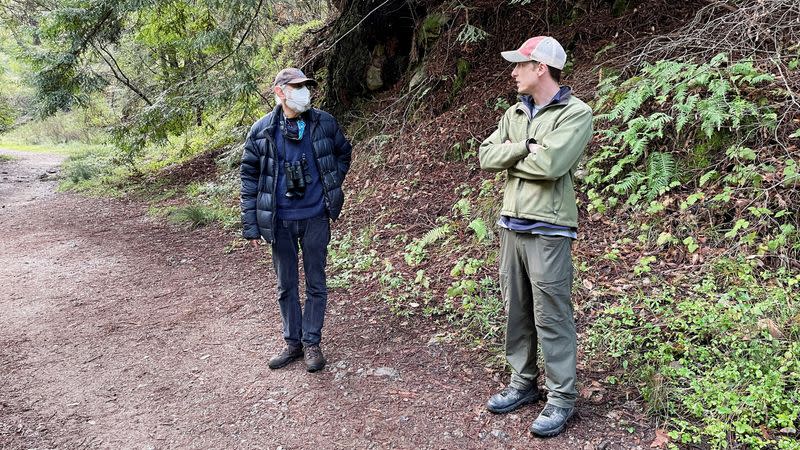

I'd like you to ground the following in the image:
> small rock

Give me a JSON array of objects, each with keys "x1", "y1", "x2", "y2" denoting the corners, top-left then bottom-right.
[
  {"x1": 427, "y1": 333, "x2": 449, "y2": 346},
  {"x1": 372, "y1": 367, "x2": 401, "y2": 380},
  {"x1": 490, "y1": 429, "x2": 509, "y2": 440}
]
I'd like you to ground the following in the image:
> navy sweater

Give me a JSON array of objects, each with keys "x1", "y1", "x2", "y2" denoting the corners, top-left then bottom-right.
[{"x1": 275, "y1": 120, "x2": 325, "y2": 220}]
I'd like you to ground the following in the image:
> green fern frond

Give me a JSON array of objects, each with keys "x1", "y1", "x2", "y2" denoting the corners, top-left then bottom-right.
[
  {"x1": 468, "y1": 218, "x2": 489, "y2": 242},
  {"x1": 698, "y1": 98, "x2": 727, "y2": 138},
  {"x1": 729, "y1": 60, "x2": 775, "y2": 85},
  {"x1": 674, "y1": 94, "x2": 699, "y2": 134},
  {"x1": 729, "y1": 97, "x2": 756, "y2": 128},
  {"x1": 646, "y1": 152, "x2": 677, "y2": 199},
  {"x1": 419, "y1": 224, "x2": 452, "y2": 248},
  {"x1": 613, "y1": 171, "x2": 646, "y2": 194},
  {"x1": 700, "y1": 170, "x2": 718, "y2": 186},
  {"x1": 709, "y1": 53, "x2": 729, "y2": 68}
]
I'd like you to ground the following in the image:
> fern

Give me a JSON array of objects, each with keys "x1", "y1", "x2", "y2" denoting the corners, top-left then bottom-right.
[
  {"x1": 646, "y1": 152, "x2": 677, "y2": 199},
  {"x1": 404, "y1": 223, "x2": 453, "y2": 266},
  {"x1": 419, "y1": 224, "x2": 452, "y2": 248},
  {"x1": 698, "y1": 97, "x2": 726, "y2": 138},
  {"x1": 674, "y1": 94, "x2": 699, "y2": 134},
  {"x1": 699, "y1": 170, "x2": 718, "y2": 186},
  {"x1": 612, "y1": 171, "x2": 646, "y2": 194},
  {"x1": 452, "y1": 198, "x2": 471, "y2": 218},
  {"x1": 589, "y1": 51, "x2": 778, "y2": 210},
  {"x1": 730, "y1": 60, "x2": 775, "y2": 85},
  {"x1": 456, "y1": 24, "x2": 489, "y2": 45},
  {"x1": 729, "y1": 97, "x2": 756, "y2": 129}
]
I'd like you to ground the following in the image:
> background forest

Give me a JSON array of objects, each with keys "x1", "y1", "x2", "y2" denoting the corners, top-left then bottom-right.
[{"x1": 1, "y1": 0, "x2": 799, "y2": 448}]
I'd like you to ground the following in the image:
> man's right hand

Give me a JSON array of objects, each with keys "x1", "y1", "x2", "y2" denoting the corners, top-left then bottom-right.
[{"x1": 249, "y1": 239, "x2": 261, "y2": 249}]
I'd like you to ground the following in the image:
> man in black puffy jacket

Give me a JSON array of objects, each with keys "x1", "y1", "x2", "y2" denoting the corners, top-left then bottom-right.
[{"x1": 240, "y1": 68, "x2": 352, "y2": 372}]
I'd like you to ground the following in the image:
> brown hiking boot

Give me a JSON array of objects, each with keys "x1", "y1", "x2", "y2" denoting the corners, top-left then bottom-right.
[
  {"x1": 304, "y1": 345, "x2": 326, "y2": 372},
  {"x1": 268, "y1": 344, "x2": 303, "y2": 369}
]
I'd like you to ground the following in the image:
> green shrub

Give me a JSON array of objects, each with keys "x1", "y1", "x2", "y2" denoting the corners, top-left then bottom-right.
[
  {"x1": 61, "y1": 145, "x2": 116, "y2": 185},
  {"x1": 447, "y1": 256, "x2": 504, "y2": 345},
  {"x1": 588, "y1": 258, "x2": 800, "y2": 449},
  {"x1": 1, "y1": 101, "x2": 111, "y2": 146},
  {"x1": 0, "y1": 95, "x2": 15, "y2": 133}
]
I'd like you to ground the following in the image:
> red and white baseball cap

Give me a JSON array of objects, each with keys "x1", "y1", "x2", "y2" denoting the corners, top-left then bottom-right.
[{"x1": 501, "y1": 36, "x2": 567, "y2": 70}]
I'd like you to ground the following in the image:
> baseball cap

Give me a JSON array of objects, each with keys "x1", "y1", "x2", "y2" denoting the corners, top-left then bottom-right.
[
  {"x1": 501, "y1": 36, "x2": 567, "y2": 70},
  {"x1": 273, "y1": 68, "x2": 318, "y2": 87}
]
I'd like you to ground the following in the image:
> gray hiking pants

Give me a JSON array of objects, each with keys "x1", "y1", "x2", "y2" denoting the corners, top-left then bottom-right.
[{"x1": 500, "y1": 228, "x2": 577, "y2": 408}]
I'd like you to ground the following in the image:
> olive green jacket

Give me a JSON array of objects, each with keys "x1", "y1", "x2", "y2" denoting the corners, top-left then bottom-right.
[{"x1": 478, "y1": 88, "x2": 593, "y2": 228}]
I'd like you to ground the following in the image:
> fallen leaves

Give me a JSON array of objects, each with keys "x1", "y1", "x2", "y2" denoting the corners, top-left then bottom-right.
[
  {"x1": 650, "y1": 428, "x2": 670, "y2": 448},
  {"x1": 579, "y1": 380, "x2": 606, "y2": 404}
]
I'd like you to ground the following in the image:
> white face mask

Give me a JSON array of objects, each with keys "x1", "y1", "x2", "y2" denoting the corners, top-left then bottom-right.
[{"x1": 282, "y1": 86, "x2": 311, "y2": 113}]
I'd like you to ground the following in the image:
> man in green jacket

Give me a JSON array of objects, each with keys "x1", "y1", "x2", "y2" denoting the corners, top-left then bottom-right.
[{"x1": 478, "y1": 36, "x2": 593, "y2": 438}]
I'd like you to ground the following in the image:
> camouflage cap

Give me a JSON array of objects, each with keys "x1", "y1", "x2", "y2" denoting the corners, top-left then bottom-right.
[{"x1": 273, "y1": 68, "x2": 318, "y2": 87}]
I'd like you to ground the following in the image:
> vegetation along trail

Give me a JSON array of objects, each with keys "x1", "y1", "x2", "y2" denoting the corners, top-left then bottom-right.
[{"x1": 0, "y1": 149, "x2": 652, "y2": 448}]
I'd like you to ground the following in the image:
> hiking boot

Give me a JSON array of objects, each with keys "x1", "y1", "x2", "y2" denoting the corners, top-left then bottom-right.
[
  {"x1": 486, "y1": 385, "x2": 540, "y2": 414},
  {"x1": 304, "y1": 345, "x2": 326, "y2": 372},
  {"x1": 268, "y1": 344, "x2": 303, "y2": 369},
  {"x1": 529, "y1": 403, "x2": 575, "y2": 437}
]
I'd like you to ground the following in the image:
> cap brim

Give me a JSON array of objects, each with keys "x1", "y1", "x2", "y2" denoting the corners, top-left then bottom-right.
[
  {"x1": 287, "y1": 77, "x2": 318, "y2": 87},
  {"x1": 501, "y1": 51, "x2": 531, "y2": 63}
]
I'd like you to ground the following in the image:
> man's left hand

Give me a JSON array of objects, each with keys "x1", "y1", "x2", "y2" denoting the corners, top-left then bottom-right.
[{"x1": 528, "y1": 142, "x2": 543, "y2": 155}]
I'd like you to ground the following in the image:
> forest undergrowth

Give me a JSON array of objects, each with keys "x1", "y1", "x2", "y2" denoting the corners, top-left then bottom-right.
[{"x1": 2, "y1": 0, "x2": 798, "y2": 447}]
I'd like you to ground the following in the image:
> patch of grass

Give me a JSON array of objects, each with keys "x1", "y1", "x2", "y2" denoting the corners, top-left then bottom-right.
[
  {"x1": 0, "y1": 105, "x2": 111, "y2": 147},
  {"x1": 0, "y1": 142, "x2": 90, "y2": 156},
  {"x1": 587, "y1": 257, "x2": 800, "y2": 449},
  {"x1": 0, "y1": 153, "x2": 16, "y2": 162},
  {"x1": 167, "y1": 204, "x2": 221, "y2": 229},
  {"x1": 59, "y1": 145, "x2": 122, "y2": 191},
  {"x1": 184, "y1": 175, "x2": 240, "y2": 229}
]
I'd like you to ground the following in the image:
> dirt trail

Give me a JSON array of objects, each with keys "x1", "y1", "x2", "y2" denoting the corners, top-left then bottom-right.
[{"x1": 0, "y1": 149, "x2": 650, "y2": 449}]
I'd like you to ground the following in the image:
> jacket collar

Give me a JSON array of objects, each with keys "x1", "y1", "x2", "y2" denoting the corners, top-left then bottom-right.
[
  {"x1": 516, "y1": 86, "x2": 572, "y2": 118},
  {"x1": 259, "y1": 105, "x2": 320, "y2": 139}
]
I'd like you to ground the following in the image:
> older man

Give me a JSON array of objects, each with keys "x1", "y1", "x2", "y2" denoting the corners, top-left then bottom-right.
[
  {"x1": 478, "y1": 36, "x2": 593, "y2": 437},
  {"x1": 240, "y1": 68, "x2": 352, "y2": 372}
]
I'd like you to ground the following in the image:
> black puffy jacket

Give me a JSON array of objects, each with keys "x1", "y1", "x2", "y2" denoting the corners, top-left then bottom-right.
[{"x1": 240, "y1": 106, "x2": 352, "y2": 242}]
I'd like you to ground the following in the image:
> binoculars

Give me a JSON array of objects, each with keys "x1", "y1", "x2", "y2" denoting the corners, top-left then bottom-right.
[{"x1": 284, "y1": 155, "x2": 313, "y2": 198}]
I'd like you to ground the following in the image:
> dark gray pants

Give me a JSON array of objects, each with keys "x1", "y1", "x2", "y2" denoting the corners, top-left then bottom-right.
[
  {"x1": 500, "y1": 229, "x2": 577, "y2": 408},
  {"x1": 271, "y1": 215, "x2": 330, "y2": 347}
]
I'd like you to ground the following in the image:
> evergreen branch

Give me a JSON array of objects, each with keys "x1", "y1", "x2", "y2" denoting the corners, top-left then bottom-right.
[{"x1": 91, "y1": 42, "x2": 152, "y2": 106}]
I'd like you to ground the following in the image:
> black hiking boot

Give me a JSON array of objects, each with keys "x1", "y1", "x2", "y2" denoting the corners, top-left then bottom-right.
[
  {"x1": 268, "y1": 344, "x2": 303, "y2": 369},
  {"x1": 529, "y1": 403, "x2": 575, "y2": 437},
  {"x1": 304, "y1": 345, "x2": 326, "y2": 372},
  {"x1": 486, "y1": 385, "x2": 541, "y2": 414}
]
